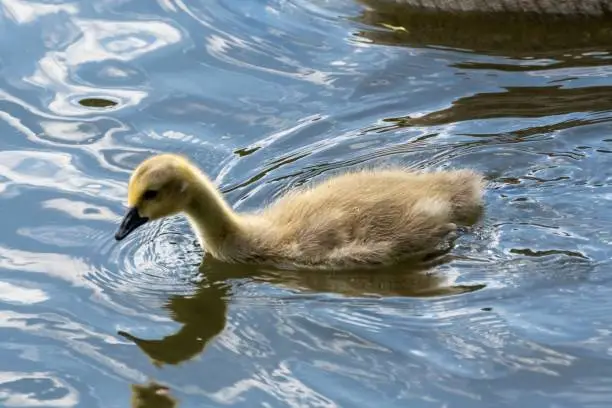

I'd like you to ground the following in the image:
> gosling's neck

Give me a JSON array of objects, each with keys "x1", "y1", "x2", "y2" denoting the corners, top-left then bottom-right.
[{"x1": 183, "y1": 172, "x2": 242, "y2": 256}]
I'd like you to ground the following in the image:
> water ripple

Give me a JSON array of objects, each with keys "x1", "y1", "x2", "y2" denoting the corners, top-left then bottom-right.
[{"x1": 1, "y1": 0, "x2": 612, "y2": 407}]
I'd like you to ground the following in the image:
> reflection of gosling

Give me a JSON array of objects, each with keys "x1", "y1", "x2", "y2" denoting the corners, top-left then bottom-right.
[
  {"x1": 115, "y1": 154, "x2": 485, "y2": 269},
  {"x1": 131, "y1": 383, "x2": 177, "y2": 408}
]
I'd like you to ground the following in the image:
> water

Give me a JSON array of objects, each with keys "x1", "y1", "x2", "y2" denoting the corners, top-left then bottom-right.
[{"x1": 1, "y1": 0, "x2": 612, "y2": 406}]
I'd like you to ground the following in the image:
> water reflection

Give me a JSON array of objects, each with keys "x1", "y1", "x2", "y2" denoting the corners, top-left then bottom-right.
[
  {"x1": 1, "y1": 0, "x2": 78, "y2": 24},
  {"x1": 383, "y1": 85, "x2": 612, "y2": 127},
  {"x1": 17, "y1": 5, "x2": 182, "y2": 116},
  {"x1": 131, "y1": 382, "x2": 177, "y2": 408},
  {"x1": 2, "y1": 0, "x2": 612, "y2": 406},
  {"x1": 0, "y1": 371, "x2": 79, "y2": 407},
  {"x1": 355, "y1": 2, "x2": 612, "y2": 61},
  {"x1": 119, "y1": 257, "x2": 484, "y2": 366},
  {"x1": 78, "y1": 97, "x2": 119, "y2": 108}
]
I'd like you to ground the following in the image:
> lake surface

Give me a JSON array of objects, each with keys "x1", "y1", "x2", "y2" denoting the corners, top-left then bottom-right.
[{"x1": 1, "y1": 0, "x2": 612, "y2": 407}]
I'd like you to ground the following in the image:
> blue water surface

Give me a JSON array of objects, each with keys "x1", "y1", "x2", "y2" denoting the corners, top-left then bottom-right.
[{"x1": 1, "y1": 0, "x2": 612, "y2": 407}]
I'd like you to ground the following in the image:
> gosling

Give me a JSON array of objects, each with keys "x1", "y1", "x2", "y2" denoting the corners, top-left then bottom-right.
[{"x1": 115, "y1": 154, "x2": 485, "y2": 269}]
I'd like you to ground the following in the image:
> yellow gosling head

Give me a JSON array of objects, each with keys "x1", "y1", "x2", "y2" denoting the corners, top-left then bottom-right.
[{"x1": 115, "y1": 154, "x2": 197, "y2": 241}]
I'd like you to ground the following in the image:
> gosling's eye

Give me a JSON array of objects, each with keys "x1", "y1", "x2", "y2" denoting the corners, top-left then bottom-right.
[{"x1": 142, "y1": 190, "x2": 158, "y2": 200}]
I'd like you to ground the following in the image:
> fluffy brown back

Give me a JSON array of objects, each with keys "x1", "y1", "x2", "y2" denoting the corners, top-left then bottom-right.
[{"x1": 242, "y1": 169, "x2": 484, "y2": 268}]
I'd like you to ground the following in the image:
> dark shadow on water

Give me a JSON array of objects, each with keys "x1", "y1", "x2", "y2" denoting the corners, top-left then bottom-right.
[
  {"x1": 130, "y1": 382, "x2": 177, "y2": 408},
  {"x1": 355, "y1": 2, "x2": 612, "y2": 63},
  {"x1": 118, "y1": 255, "x2": 485, "y2": 367},
  {"x1": 78, "y1": 97, "x2": 119, "y2": 109},
  {"x1": 382, "y1": 86, "x2": 612, "y2": 128}
]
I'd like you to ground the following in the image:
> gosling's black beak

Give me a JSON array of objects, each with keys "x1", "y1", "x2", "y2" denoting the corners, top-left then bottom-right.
[{"x1": 115, "y1": 207, "x2": 149, "y2": 241}]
